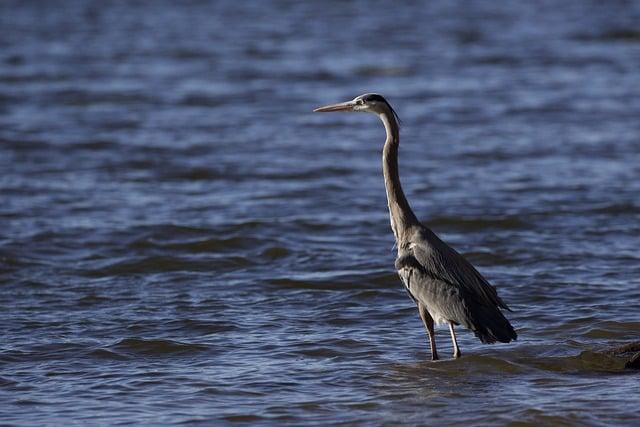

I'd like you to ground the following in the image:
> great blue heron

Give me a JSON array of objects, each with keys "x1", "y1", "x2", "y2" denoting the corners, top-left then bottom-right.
[{"x1": 314, "y1": 93, "x2": 517, "y2": 360}]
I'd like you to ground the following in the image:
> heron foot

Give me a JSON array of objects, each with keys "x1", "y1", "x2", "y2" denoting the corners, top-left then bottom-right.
[
  {"x1": 453, "y1": 350, "x2": 461, "y2": 359},
  {"x1": 431, "y1": 353, "x2": 439, "y2": 361}
]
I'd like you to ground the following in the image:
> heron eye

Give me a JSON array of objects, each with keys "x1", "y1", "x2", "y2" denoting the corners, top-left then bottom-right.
[{"x1": 357, "y1": 99, "x2": 365, "y2": 105}]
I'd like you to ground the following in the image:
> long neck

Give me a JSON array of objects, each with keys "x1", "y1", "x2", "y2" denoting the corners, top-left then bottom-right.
[{"x1": 380, "y1": 111, "x2": 419, "y2": 244}]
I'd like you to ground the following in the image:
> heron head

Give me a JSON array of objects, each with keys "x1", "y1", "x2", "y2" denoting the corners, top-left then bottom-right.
[{"x1": 314, "y1": 93, "x2": 400, "y2": 122}]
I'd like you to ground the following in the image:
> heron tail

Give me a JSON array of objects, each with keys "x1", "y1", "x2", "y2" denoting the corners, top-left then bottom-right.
[{"x1": 470, "y1": 305, "x2": 517, "y2": 344}]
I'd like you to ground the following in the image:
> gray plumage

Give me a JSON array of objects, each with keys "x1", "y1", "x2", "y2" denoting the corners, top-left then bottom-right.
[{"x1": 314, "y1": 93, "x2": 516, "y2": 360}]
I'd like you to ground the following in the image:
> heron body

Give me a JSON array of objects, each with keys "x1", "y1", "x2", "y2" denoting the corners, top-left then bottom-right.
[{"x1": 314, "y1": 93, "x2": 517, "y2": 360}]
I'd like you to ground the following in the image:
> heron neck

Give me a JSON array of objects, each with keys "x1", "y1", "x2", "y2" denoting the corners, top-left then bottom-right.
[{"x1": 380, "y1": 112, "x2": 419, "y2": 243}]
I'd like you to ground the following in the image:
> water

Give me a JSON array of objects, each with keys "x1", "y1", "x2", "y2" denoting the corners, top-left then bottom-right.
[{"x1": 1, "y1": 0, "x2": 640, "y2": 425}]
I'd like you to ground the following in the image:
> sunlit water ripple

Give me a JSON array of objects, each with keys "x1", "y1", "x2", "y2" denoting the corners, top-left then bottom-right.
[{"x1": 1, "y1": 0, "x2": 639, "y2": 425}]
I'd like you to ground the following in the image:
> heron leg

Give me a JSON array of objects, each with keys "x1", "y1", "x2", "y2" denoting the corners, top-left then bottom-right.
[
  {"x1": 449, "y1": 321, "x2": 461, "y2": 359},
  {"x1": 418, "y1": 304, "x2": 438, "y2": 361}
]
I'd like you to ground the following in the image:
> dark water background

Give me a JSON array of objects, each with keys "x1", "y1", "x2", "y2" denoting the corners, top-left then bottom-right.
[{"x1": 1, "y1": 1, "x2": 640, "y2": 425}]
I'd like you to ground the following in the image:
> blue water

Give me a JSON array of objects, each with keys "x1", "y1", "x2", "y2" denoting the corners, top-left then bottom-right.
[{"x1": 1, "y1": 1, "x2": 640, "y2": 425}]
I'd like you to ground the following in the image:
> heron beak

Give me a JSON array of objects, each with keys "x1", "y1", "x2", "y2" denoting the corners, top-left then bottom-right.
[{"x1": 313, "y1": 100, "x2": 356, "y2": 112}]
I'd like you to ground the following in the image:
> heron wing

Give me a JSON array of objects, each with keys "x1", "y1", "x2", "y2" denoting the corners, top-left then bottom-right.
[
  {"x1": 395, "y1": 253, "x2": 471, "y2": 324},
  {"x1": 409, "y1": 227, "x2": 511, "y2": 311},
  {"x1": 395, "y1": 226, "x2": 517, "y2": 343}
]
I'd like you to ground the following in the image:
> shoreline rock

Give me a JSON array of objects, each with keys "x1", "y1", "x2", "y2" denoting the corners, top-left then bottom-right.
[{"x1": 603, "y1": 342, "x2": 640, "y2": 370}]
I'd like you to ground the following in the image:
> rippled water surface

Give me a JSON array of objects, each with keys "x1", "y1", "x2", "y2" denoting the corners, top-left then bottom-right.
[{"x1": 2, "y1": 1, "x2": 640, "y2": 425}]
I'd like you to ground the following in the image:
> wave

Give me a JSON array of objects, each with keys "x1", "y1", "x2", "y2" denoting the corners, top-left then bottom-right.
[
  {"x1": 427, "y1": 215, "x2": 529, "y2": 231},
  {"x1": 83, "y1": 255, "x2": 253, "y2": 277},
  {"x1": 108, "y1": 338, "x2": 208, "y2": 356}
]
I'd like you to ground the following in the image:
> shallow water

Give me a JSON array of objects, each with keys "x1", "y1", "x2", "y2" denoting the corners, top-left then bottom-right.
[{"x1": 1, "y1": 0, "x2": 640, "y2": 425}]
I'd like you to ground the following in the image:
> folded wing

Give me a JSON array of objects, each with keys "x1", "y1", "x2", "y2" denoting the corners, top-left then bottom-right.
[{"x1": 395, "y1": 227, "x2": 517, "y2": 344}]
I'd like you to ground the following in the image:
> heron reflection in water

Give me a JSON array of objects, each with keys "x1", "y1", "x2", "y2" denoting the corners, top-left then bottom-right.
[{"x1": 314, "y1": 94, "x2": 517, "y2": 360}]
